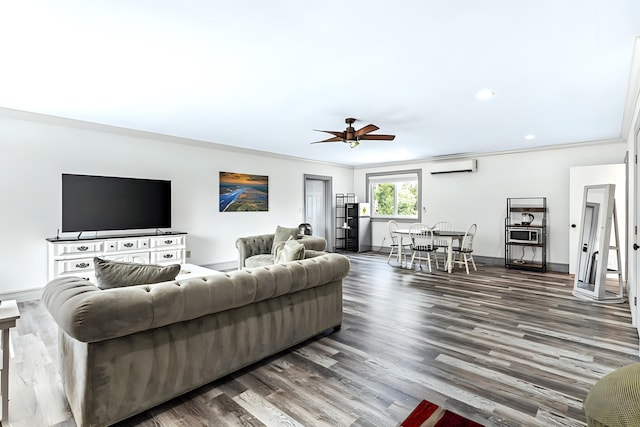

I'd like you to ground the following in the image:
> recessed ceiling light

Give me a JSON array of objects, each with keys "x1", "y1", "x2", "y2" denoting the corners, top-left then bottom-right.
[
  {"x1": 475, "y1": 89, "x2": 495, "y2": 100},
  {"x1": 524, "y1": 134, "x2": 535, "y2": 140}
]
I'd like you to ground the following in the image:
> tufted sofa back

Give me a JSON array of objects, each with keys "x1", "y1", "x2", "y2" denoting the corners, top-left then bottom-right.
[{"x1": 43, "y1": 252, "x2": 349, "y2": 344}]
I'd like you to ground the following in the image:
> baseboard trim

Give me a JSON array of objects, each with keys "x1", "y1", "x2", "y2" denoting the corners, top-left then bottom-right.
[{"x1": 0, "y1": 288, "x2": 43, "y2": 303}]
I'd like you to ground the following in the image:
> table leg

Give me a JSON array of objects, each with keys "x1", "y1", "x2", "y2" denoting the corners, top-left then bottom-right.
[
  {"x1": 447, "y1": 237, "x2": 453, "y2": 273},
  {"x1": 1, "y1": 328, "x2": 8, "y2": 422}
]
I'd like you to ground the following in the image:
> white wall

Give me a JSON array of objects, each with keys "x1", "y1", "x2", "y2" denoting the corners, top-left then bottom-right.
[
  {"x1": 0, "y1": 110, "x2": 354, "y2": 296},
  {"x1": 354, "y1": 142, "x2": 628, "y2": 268}
]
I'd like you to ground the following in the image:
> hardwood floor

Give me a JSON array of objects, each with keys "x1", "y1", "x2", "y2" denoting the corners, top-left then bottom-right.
[{"x1": 7, "y1": 252, "x2": 640, "y2": 426}]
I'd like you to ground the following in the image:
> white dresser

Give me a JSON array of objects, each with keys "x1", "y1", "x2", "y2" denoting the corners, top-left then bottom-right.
[{"x1": 46, "y1": 232, "x2": 187, "y2": 282}]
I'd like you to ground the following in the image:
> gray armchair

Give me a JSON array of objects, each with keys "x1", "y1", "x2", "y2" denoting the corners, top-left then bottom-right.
[{"x1": 236, "y1": 231, "x2": 327, "y2": 269}]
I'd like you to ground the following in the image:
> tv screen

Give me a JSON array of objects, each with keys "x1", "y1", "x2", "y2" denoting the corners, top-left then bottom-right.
[{"x1": 62, "y1": 174, "x2": 171, "y2": 232}]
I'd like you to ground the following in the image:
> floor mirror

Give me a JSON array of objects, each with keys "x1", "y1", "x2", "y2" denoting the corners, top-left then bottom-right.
[{"x1": 572, "y1": 183, "x2": 624, "y2": 303}]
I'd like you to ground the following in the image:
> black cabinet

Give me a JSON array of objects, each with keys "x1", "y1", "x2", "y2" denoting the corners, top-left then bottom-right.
[
  {"x1": 335, "y1": 193, "x2": 355, "y2": 252},
  {"x1": 335, "y1": 194, "x2": 370, "y2": 252},
  {"x1": 505, "y1": 197, "x2": 547, "y2": 272}
]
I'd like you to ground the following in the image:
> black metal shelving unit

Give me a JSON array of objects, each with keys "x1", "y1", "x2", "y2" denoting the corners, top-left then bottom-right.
[
  {"x1": 335, "y1": 193, "x2": 355, "y2": 252},
  {"x1": 505, "y1": 197, "x2": 547, "y2": 272}
]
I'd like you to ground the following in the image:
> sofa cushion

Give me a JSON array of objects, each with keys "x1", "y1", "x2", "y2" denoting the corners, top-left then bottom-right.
[
  {"x1": 271, "y1": 225, "x2": 299, "y2": 254},
  {"x1": 275, "y1": 238, "x2": 305, "y2": 263},
  {"x1": 93, "y1": 257, "x2": 181, "y2": 289},
  {"x1": 245, "y1": 254, "x2": 276, "y2": 268}
]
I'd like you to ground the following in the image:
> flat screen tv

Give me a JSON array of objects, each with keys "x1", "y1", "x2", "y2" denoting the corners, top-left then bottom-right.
[{"x1": 62, "y1": 174, "x2": 171, "y2": 233}]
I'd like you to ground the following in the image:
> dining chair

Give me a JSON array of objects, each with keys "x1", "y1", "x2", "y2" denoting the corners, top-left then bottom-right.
[
  {"x1": 431, "y1": 220, "x2": 452, "y2": 268},
  {"x1": 387, "y1": 220, "x2": 411, "y2": 265},
  {"x1": 408, "y1": 223, "x2": 437, "y2": 272},
  {"x1": 451, "y1": 223, "x2": 477, "y2": 274}
]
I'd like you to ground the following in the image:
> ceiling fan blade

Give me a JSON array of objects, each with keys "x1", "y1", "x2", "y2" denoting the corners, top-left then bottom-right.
[
  {"x1": 313, "y1": 129, "x2": 343, "y2": 138},
  {"x1": 311, "y1": 136, "x2": 343, "y2": 144},
  {"x1": 359, "y1": 134, "x2": 396, "y2": 141},
  {"x1": 355, "y1": 124, "x2": 379, "y2": 137}
]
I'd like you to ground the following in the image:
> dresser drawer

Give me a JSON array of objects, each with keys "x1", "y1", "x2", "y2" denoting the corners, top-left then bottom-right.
[
  {"x1": 54, "y1": 242, "x2": 103, "y2": 257},
  {"x1": 55, "y1": 257, "x2": 95, "y2": 276},
  {"x1": 103, "y1": 238, "x2": 151, "y2": 252},
  {"x1": 151, "y1": 236, "x2": 185, "y2": 248},
  {"x1": 152, "y1": 250, "x2": 182, "y2": 263}
]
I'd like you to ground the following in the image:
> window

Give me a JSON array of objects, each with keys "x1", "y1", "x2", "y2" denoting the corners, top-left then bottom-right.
[{"x1": 367, "y1": 170, "x2": 421, "y2": 220}]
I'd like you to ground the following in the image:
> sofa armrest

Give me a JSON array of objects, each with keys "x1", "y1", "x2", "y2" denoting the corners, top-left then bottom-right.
[
  {"x1": 235, "y1": 233, "x2": 275, "y2": 269},
  {"x1": 304, "y1": 249, "x2": 326, "y2": 259},
  {"x1": 299, "y1": 235, "x2": 327, "y2": 251}
]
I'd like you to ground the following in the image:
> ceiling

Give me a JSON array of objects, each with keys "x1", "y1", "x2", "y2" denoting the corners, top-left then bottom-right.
[{"x1": 2, "y1": 1, "x2": 640, "y2": 167}]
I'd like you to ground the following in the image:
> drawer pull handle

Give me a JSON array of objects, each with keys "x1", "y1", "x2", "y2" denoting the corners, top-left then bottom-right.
[
  {"x1": 124, "y1": 243, "x2": 134, "y2": 248},
  {"x1": 77, "y1": 246, "x2": 89, "y2": 251},
  {"x1": 164, "y1": 240, "x2": 173, "y2": 244},
  {"x1": 163, "y1": 254, "x2": 174, "y2": 259},
  {"x1": 76, "y1": 262, "x2": 90, "y2": 269}
]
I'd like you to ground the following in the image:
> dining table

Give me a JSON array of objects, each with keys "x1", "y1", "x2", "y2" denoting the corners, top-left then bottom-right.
[{"x1": 394, "y1": 228, "x2": 467, "y2": 273}]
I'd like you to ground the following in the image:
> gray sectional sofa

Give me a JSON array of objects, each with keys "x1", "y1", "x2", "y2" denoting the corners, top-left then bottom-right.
[{"x1": 43, "y1": 252, "x2": 350, "y2": 427}]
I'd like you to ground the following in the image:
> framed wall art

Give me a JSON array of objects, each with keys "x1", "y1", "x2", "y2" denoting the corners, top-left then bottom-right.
[{"x1": 219, "y1": 172, "x2": 269, "y2": 212}]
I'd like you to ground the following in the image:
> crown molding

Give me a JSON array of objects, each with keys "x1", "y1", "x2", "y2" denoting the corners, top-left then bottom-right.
[
  {"x1": 0, "y1": 107, "x2": 354, "y2": 170},
  {"x1": 353, "y1": 138, "x2": 626, "y2": 170}
]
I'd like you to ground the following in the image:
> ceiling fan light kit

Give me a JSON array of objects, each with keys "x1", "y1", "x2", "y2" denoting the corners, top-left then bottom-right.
[{"x1": 312, "y1": 117, "x2": 396, "y2": 148}]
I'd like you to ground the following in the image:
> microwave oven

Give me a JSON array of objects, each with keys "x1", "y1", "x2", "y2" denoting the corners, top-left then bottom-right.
[{"x1": 508, "y1": 228, "x2": 540, "y2": 244}]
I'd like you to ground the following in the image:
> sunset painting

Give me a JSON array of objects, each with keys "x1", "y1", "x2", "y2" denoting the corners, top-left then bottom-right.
[{"x1": 219, "y1": 172, "x2": 269, "y2": 212}]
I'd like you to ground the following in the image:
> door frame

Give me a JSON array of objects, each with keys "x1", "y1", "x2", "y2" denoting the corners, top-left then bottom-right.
[{"x1": 303, "y1": 174, "x2": 333, "y2": 251}]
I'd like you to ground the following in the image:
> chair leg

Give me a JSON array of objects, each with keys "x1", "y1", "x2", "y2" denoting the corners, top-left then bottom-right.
[
  {"x1": 387, "y1": 246, "x2": 396, "y2": 264},
  {"x1": 451, "y1": 252, "x2": 460, "y2": 272},
  {"x1": 409, "y1": 251, "x2": 416, "y2": 269},
  {"x1": 427, "y1": 252, "x2": 432, "y2": 273},
  {"x1": 464, "y1": 254, "x2": 469, "y2": 274},
  {"x1": 470, "y1": 254, "x2": 477, "y2": 271}
]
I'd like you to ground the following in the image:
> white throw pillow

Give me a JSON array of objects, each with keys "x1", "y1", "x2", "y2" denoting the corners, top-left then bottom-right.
[{"x1": 274, "y1": 238, "x2": 305, "y2": 263}]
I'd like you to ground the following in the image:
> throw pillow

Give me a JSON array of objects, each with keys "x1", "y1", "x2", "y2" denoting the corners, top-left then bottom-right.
[
  {"x1": 271, "y1": 225, "x2": 299, "y2": 254},
  {"x1": 274, "y1": 238, "x2": 305, "y2": 263},
  {"x1": 93, "y1": 257, "x2": 181, "y2": 290}
]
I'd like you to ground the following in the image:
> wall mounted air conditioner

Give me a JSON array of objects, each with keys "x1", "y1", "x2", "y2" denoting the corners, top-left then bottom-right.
[{"x1": 430, "y1": 159, "x2": 477, "y2": 174}]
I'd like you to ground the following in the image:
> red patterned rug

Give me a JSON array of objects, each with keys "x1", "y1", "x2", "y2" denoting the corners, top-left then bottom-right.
[{"x1": 401, "y1": 400, "x2": 483, "y2": 427}]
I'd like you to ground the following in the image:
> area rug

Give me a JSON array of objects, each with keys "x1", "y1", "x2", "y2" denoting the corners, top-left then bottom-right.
[{"x1": 401, "y1": 399, "x2": 483, "y2": 427}]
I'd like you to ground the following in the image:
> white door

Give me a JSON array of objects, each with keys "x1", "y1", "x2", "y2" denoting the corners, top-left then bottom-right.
[
  {"x1": 304, "y1": 176, "x2": 332, "y2": 245},
  {"x1": 569, "y1": 164, "x2": 626, "y2": 274}
]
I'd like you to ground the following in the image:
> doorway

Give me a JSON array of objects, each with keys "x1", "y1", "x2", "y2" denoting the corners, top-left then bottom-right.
[{"x1": 304, "y1": 175, "x2": 333, "y2": 250}]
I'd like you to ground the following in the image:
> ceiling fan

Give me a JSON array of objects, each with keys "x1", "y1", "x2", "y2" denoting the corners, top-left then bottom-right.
[{"x1": 312, "y1": 117, "x2": 396, "y2": 148}]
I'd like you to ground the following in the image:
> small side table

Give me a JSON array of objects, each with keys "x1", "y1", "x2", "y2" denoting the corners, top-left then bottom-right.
[{"x1": 0, "y1": 300, "x2": 20, "y2": 422}]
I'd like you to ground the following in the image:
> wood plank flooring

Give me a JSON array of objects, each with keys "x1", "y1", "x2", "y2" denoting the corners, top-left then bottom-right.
[{"x1": 6, "y1": 252, "x2": 640, "y2": 426}]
